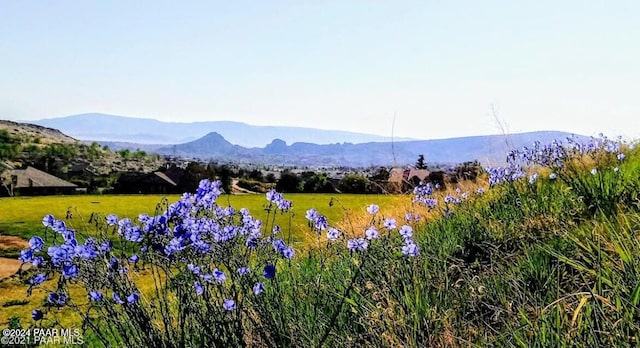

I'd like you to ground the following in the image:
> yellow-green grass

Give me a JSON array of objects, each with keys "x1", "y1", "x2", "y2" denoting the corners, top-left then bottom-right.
[
  {"x1": 0, "y1": 193, "x2": 411, "y2": 327},
  {"x1": 0, "y1": 193, "x2": 411, "y2": 246}
]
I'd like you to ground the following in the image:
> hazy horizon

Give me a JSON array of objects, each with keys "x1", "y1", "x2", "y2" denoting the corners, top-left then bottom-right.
[
  {"x1": 2, "y1": 1, "x2": 639, "y2": 140},
  {"x1": 20, "y1": 112, "x2": 593, "y2": 143}
]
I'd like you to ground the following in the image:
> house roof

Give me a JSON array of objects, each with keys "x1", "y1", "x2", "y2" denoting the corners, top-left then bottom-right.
[
  {"x1": 153, "y1": 172, "x2": 178, "y2": 186},
  {"x1": 388, "y1": 168, "x2": 405, "y2": 183},
  {"x1": 388, "y1": 168, "x2": 430, "y2": 183},
  {"x1": 407, "y1": 169, "x2": 430, "y2": 181},
  {"x1": 162, "y1": 167, "x2": 186, "y2": 184},
  {"x1": 118, "y1": 171, "x2": 178, "y2": 186},
  {"x1": 11, "y1": 166, "x2": 77, "y2": 188}
]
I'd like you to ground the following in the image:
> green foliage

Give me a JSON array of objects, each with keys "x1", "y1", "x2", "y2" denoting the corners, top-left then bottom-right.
[
  {"x1": 338, "y1": 173, "x2": 369, "y2": 193},
  {"x1": 236, "y1": 178, "x2": 268, "y2": 193},
  {"x1": 247, "y1": 169, "x2": 264, "y2": 181},
  {"x1": 276, "y1": 169, "x2": 301, "y2": 193},
  {"x1": 0, "y1": 129, "x2": 20, "y2": 159},
  {"x1": 7, "y1": 315, "x2": 22, "y2": 329},
  {"x1": 265, "y1": 173, "x2": 277, "y2": 183},
  {"x1": 133, "y1": 149, "x2": 147, "y2": 158},
  {"x1": 87, "y1": 142, "x2": 102, "y2": 159},
  {"x1": 117, "y1": 149, "x2": 131, "y2": 158},
  {"x1": 300, "y1": 172, "x2": 335, "y2": 193}
]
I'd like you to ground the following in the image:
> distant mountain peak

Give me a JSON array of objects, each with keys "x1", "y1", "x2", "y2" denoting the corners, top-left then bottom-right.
[
  {"x1": 32, "y1": 113, "x2": 415, "y2": 147},
  {"x1": 264, "y1": 138, "x2": 288, "y2": 154}
]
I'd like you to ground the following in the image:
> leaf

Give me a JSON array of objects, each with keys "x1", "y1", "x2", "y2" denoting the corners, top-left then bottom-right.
[
  {"x1": 571, "y1": 295, "x2": 589, "y2": 327},
  {"x1": 631, "y1": 282, "x2": 640, "y2": 306}
]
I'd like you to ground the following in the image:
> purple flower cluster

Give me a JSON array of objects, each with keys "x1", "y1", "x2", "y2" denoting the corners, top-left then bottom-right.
[
  {"x1": 486, "y1": 134, "x2": 630, "y2": 189},
  {"x1": 266, "y1": 189, "x2": 293, "y2": 211},
  {"x1": 398, "y1": 224, "x2": 419, "y2": 257},
  {"x1": 305, "y1": 208, "x2": 329, "y2": 232},
  {"x1": 486, "y1": 163, "x2": 526, "y2": 187},
  {"x1": 413, "y1": 182, "x2": 438, "y2": 209},
  {"x1": 20, "y1": 179, "x2": 298, "y2": 316},
  {"x1": 347, "y1": 238, "x2": 369, "y2": 252}
]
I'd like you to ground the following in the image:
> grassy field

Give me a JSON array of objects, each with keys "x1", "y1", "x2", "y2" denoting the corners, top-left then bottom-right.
[
  {"x1": 0, "y1": 193, "x2": 416, "y2": 249},
  {"x1": 0, "y1": 192, "x2": 420, "y2": 328}
]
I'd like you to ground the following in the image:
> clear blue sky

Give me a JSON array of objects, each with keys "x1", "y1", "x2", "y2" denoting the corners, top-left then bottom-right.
[{"x1": 1, "y1": 1, "x2": 638, "y2": 140}]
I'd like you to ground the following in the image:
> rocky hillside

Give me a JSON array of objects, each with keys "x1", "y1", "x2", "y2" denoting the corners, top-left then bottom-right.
[
  {"x1": 1, "y1": 120, "x2": 167, "y2": 192},
  {"x1": 0, "y1": 120, "x2": 76, "y2": 144}
]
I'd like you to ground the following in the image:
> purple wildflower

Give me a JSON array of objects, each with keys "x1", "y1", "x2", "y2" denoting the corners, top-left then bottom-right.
[
  {"x1": 89, "y1": 290, "x2": 103, "y2": 302},
  {"x1": 253, "y1": 282, "x2": 265, "y2": 295},
  {"x1": 383, "y1": 217, "x2": 397, "y2": 230},
  {"x1": 213, "y1": 268, "x2": 226, "y2": 284},
  {"x1": 399, "y1": 225, "x2": 413, "y2": 239},
  {"x1": 326, "y1": 228, "x2": 340, "y2": 241},
  {"x1": 127, "y1": 293, "x2": 140, "y2": 304},
  {"x1": 347, "y1": 238, "x2": 368, "y2": 252},
  {"x1": 223, "y1": 299, "x2": 236, "y2": 311},
  {"x1": 29, "y1": 236, "x2": 44, "y2": 252},
  {"x1": 402, "y1": 241, "x2": 420, "y2": 257},
  {"x1": 29, "y1": 273, "x2": 46, "y2": 286},
  {"x1": 32, "y1": 309, "x2": 43, "y2": 320},
  {"x1": 106, "y1": 214, "x2": 118, "y2": 226},
  {"x1": 42, "y1": 214, "x2": 55, "y2": 227},
  {"x1": 194, "y1": 281, "x2": 204, "y2": 296},
  {"x1": 365, "y1": 226, "x2": 379, "y2": 240},
  {"x1": 366, "y1": 204, "x2": 379, "y2": 215},
  {"x1": 112, "y1": 293, "x2": 124, "y2": 304},
  {"x1": 263, "y1": 265, "x2": 276, "y2": 279}
]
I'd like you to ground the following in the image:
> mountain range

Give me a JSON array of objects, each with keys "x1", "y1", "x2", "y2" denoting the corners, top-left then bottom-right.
[
  {"x1": 153, "y1": 130, "x2": 585, "y2": 167},
  {"x1": 33, "y1": 113, "x2": 413, "y2": 147},
  {"x1": 27, "y1": 114, "x2": 588, "y2": 167}
]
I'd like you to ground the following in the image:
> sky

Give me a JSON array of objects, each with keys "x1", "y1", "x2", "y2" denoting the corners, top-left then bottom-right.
[{"x1": 1, "y1": 1, "x2": 639, "y2": 140}]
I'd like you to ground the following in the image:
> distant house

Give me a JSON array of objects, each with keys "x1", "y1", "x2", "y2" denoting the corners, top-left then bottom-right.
[
  {"x1": 1, "y1": 166, "x2": 78, "y2": 196},
  {"x1": 162, "y1": 166, "x2": 186, "y2": 188},
  {"x1": 407, "y1": 169, "x2": 430, "y2": 186},
  {"x1": 387, "y1": 168, "x2": 431, "y2": 193},
  {"x1": 115, "y1": 171, "x2": 182, "y2": 194}
]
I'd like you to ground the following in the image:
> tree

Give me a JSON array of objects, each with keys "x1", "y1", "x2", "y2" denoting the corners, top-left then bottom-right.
[
  {"x1": 415, "y1": 154, "x2": 427, "y2": 169},
  {"x1": 87, "y1": 142, "x2": 101, "y2": 159},
  {"x1": 248, "y1": 169, "x2": 264, "y2": 181},
  {"x1": 118, "y1": 149, "x2": 131, "y2": 159},
  {"x1": 301, "y1": 172, "x2": 335, "y2": 193},
  {"x1": 368, "y1": 167, "x2": 391, "y2": 194},
  {"x1": 216, "y1": 165, "x2": 232, "y2": 194},
  {"x1": 339, "y1": 174, "x2": 369, "y2": 193},
  {"x1": 276, "y1": 170, "x2": 301, "y2": 193},
  {"x1": 265, "y1": 173, "x2": 277, "y2": 183}
]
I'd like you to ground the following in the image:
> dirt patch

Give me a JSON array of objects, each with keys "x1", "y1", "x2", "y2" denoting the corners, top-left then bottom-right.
[
  {"x1": 0, "y1": 258, "x2": 24, "y2": 279},
  {"x1": 0, "y1": 236, "x2": 28, "y2": 279},
  {"x1": 231, "y1": 179, "x2": 259, "y2": 195},
  {"x1": 0, "y1": 235, "x2": 29, "y2": 250}
]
